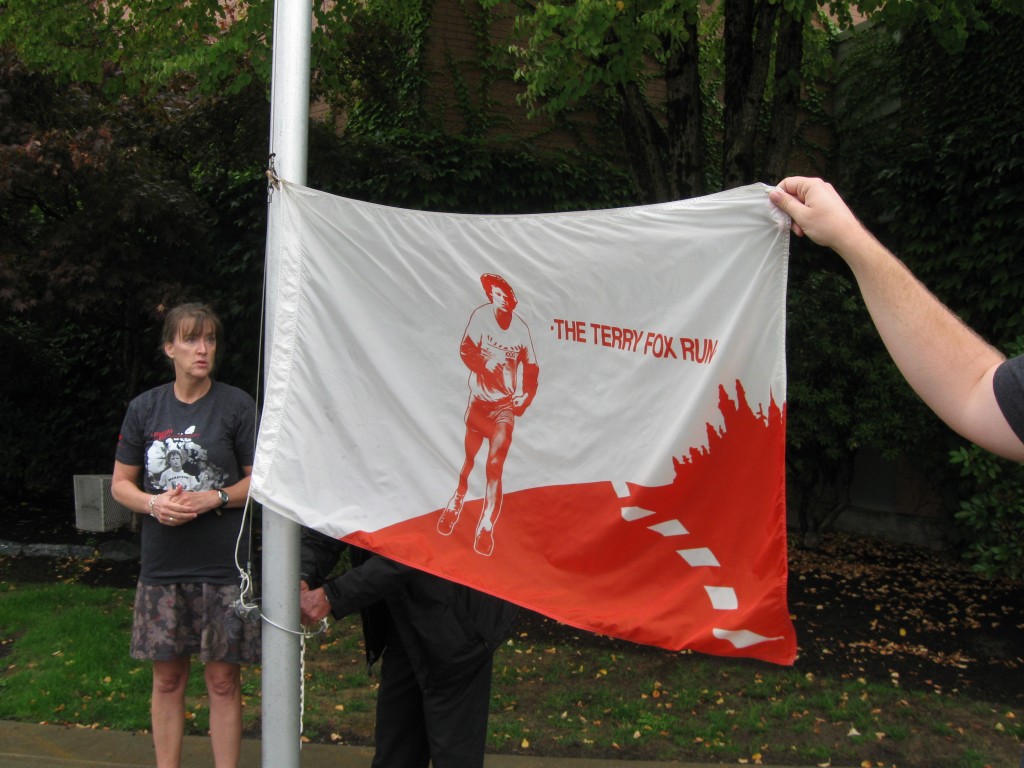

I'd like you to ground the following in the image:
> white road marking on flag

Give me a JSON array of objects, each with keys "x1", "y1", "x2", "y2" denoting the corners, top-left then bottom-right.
[
  {"x1": 676, "y1": 547, "x2": 719, "y2": 567},
  {"x1": 614, "y1": 481, "x2": 656, "y2": 520},
  {"x1": 704, "y1": 586, "x2": 738, "y2": 610},
  {"x1": 615, "y1": 481, "x2": 779, "y2": 647},
  {"x1": 648, "y1": 519, "x2": 689, "y2": 536},
  {"x1": 712, "y1": 628, "x2": 785, "y2": 648},
  {"x1": 621, "y1": 506, "x2": 655, "y2": 521}
]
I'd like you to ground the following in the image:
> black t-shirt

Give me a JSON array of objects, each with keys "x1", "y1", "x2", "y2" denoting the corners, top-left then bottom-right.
[
  {"x1": 116, "y1": 381, "x2": 257, "y2": 584},
  {"x1": 993, "y1": 355, "x2": 1024, "y2": 445}
]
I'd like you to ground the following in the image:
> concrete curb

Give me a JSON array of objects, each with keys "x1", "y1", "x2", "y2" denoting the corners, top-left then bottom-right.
[
  {"x1": 0, "y1": 720, "x2": 832, "y2": 768},
  {"x1": 0, "y1": 538, "x2": 139, "y2": 561}
]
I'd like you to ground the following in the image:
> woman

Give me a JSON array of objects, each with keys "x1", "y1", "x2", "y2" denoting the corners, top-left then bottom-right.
[{"x1": 111, "y1": 303, "x2": 259, "y2": 768}]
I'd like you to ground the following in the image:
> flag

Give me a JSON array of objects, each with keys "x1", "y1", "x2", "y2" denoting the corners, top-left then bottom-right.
[{"x1": 252, "y1": 180, "x2": 796, "y2": 664}]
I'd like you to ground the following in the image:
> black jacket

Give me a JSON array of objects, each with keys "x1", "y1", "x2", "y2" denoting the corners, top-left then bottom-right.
[{"x1": 300, "y1": 528, "x2": 518, "y2": 691}]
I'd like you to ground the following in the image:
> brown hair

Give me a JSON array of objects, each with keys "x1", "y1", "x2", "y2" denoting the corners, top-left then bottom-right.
[
  {"x1": 161, "y1": 303, "x2": 223, "y2": 367},
  {"x1": 479, "y1": 273, "x2": 518, "y2": 309}
]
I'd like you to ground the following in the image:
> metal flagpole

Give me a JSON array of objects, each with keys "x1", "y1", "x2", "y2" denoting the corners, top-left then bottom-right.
[{"x1": 262, "y1": 1, "x2": 311, "y2": 767}]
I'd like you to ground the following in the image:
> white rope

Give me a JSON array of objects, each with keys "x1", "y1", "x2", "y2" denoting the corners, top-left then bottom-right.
[
  {"x1": 232, "y1": 164, "x2": 271, "y2": 611},
  {"x1": 300, "y1": 633, "x2": 306, "y2": 743}
]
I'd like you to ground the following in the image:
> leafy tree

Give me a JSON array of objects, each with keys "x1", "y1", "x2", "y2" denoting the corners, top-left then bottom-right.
[
  {"x1": 5, "y1": 0, "x2": 1015, "y2": 199},
  {"x1": 0, "y1": 48, "x2": 268, "y2": 498},
  {"x1": 481, "y1": 0, "x2": 802, "y2": 199},
  {"x1": 951, "y1": 440, "x2": 1024, "y2": 581},
  {"x1": 480, "y1": 0, "x2": 1024, "y2": 202},
  {"x1": 0, "y1": 0, "x2": 273, "y2": 96}
]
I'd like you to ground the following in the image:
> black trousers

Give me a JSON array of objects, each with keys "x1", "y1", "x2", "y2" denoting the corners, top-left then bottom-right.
[{"x1": 370, "y1": 625, "x2": 494, "y2": 768}]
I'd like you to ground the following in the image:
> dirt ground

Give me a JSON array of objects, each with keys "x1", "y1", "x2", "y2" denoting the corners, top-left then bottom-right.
[{"x1": 789, "y1": 534, "x2": 1023, "y2": 709}]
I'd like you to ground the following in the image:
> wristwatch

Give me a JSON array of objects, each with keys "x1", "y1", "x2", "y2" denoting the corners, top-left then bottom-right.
[{"x1": 217, "y1": 489, "x2": 229, "y2": 507}]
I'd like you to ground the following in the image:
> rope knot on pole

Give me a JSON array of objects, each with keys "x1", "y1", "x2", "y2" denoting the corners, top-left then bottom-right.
[{"x1": 266, "y1": 153, "x2": 281, "y2": 202}]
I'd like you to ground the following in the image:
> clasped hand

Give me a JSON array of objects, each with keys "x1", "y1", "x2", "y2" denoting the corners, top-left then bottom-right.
[
  {"x1": 150, "y1": 486, "x2": 218, "y2": 525},
  {"x1": 299, "y1": 580, "x2": 332, "y2": 625}
]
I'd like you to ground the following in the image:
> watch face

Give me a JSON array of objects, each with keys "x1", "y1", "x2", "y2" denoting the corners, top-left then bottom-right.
[{"x1": 218, "y1": 489, "x2": 229, "y2": 505}]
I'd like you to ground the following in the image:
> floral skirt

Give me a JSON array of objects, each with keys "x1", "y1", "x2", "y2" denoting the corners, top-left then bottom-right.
[{"x1": 130, "y1": 581, "x2": 261, "y2": 664}]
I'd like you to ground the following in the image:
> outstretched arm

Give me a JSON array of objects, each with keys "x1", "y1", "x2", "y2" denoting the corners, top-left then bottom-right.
[{"x1": 770, "y1": 176, "x2": 1024, "y2": 462}]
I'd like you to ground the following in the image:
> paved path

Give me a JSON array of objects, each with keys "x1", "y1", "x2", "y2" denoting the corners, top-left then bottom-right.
[{"x1": 0, "y1": 719, "x2": 831, "y2": 768}]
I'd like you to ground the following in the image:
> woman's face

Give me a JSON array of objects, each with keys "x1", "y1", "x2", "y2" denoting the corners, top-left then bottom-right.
[{"x1": 164, "y1": 321, "x2": 217, "y2": 380}]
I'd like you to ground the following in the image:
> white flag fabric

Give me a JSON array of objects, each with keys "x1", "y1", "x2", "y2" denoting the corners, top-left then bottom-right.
[{"x1": 252, "y1": 180, "x2": 796, "y2": 664}]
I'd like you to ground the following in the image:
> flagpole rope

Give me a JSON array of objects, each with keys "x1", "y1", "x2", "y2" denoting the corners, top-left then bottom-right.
[
  {"x1": 231, "y1": 172, "x2": 271, "y2": 613},
  {"x1": 229, "y1": 187, "x2": 269, "y2": 627},
  {"x1": 260, "y1": 614, "x2": 329, "y2": 637}
]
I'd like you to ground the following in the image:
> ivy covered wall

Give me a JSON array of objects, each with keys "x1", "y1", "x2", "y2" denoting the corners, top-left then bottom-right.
[
  {"x1": 836, "y1": 12, "x2": 1024, "y2": 351},
  {"x1": 823, "y1": 8, "x2": 1024, "y2": 573}
]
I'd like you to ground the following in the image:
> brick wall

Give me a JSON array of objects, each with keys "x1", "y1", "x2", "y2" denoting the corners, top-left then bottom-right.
[{"x1": 423, "y1": 0, "x2": 605, "y2": 153}]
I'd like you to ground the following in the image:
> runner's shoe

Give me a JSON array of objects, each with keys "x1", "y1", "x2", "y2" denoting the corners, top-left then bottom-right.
[
  {"x1": 474, "y1": 525, "x2": 494, "y2": 557},
  {"x1": 436, "y1": 494, "x2": 464, "y2": 535}
]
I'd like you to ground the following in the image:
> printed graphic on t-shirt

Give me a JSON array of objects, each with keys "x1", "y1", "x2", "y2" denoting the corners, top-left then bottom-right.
[{"x1": 145, "y1": 426, "x2": 228, "y2": 491}]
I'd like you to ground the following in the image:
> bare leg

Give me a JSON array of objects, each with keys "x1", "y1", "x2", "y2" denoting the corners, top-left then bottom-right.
[
  {"x1": 439, "y1": 428, "x2": 484, "y2": 535},
  {"x1": 456, "y1": 428, "x2": 484, "y2": 498},
  {"x1": 205, "y1": 661, "x2": 242, "y2": 768},
  {"x1": 151, "y1": 657, "x2": 190, "y2": 768},
  {"x1": 475, "y1": 422, "x2": 513, "y2": 555}
]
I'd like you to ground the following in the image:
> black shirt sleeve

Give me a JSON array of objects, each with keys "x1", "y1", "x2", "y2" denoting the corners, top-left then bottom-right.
[
  {"x1": 993, "y1": 355, "x2": 1024, "y2": 445},
  {"x1": 299, "y1": 527, "x2": 346, "y2": 588},
  {"x1": 323, "y1": 554, "x2": 413, "y2": 619}
]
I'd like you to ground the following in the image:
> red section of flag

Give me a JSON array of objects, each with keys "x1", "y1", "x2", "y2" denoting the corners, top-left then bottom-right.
[{"x1": 346, "y1": 380, "x2": 795, "y2": 665}]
